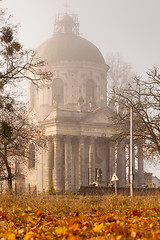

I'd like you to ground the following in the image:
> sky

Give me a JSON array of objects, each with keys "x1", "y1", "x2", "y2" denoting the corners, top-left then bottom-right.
[
  {"x1": 1, "y1": 0, "x2": 160, "y2": 76},
  {"x1": 1, "y1": 0, "x2": 160, "y2": 178}
]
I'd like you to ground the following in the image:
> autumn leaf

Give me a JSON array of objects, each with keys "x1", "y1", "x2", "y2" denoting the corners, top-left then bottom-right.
[
  {"x1": 7, "y1": 233, "x2": 16, "y2": 240},
  {"x1": 55, "y1": 226, "x2": 68, "y2": 235},
  {"x1": 25, "y1": 206, "x2": 32, "y2": 213},
  {"x1": 116, "y1": 236, "x2": 122, "y2": 240},
  {"x1": 93, "y1": 223, "x2": 104, "y2": 232},
  {"x1": 131, "y1": 230, "x2": 137, "y2": 238},
  {"x1": 0, "y1": 195, "x2": 159, "y2": 239},
  {"x1": 0, "y1": 211, "x2": 8, "y2": 219},
  {"x1": 24, "y1": 231, "x2": 35, "y2": 240},
  {"x1": 132, "y1": 210, "x2": 142, "y2": 217},
  {"x1": 69, "y1": 223, "x2": 80, "y2": 233}
]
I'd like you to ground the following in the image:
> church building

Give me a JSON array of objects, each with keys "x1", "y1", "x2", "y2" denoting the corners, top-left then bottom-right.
[{"x1": 26, "y1": 12, "x2": 144, "y2": 194}]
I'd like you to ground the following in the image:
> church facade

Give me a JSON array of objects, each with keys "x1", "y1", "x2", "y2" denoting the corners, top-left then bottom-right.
[{"x1": 26, "y1": 13, "x2": 144, "y2": 194}]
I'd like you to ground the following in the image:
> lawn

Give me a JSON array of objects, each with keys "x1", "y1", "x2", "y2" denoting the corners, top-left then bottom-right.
[{"x1": 0, "y1": 194, "x2": 159, "y2": 239}]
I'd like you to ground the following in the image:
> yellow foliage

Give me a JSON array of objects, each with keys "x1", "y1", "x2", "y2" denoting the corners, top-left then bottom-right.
[
  {"x1": 131, "y1": 231, "x2": 137, "y2": 238},
  {"x1": 116, "y1": 236, "x2": 122, "y2": 240},
  {"x1": 93, "y1": 223, "x2": 104, "y2": 232},
  {"x1": 7, "y1": 233, "x2": 16, "y2": 240},
  {"x1": 24, "y1": 231, "x2": 35, "y2": 240},
  {"x1": 55, "y1": 226, "x2": 68, "y2": 235},
  {"x1": 0, "y1": 195, "x2": 159, "y2": 239}
]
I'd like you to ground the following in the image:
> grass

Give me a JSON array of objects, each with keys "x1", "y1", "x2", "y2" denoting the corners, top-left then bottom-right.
[{"x1": 0, "y1": 194, "x2": 159, "y2": 239}]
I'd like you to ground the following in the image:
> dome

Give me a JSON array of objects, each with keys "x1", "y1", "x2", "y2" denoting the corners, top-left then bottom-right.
[
  {"x1": 36, "y1": 14, "x2": 105, "y2": 65},
  {"x1": 36, "y1": 34, "x2": 105, "y2": 65}
]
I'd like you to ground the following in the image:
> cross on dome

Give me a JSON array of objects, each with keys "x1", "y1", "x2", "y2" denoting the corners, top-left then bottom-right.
[
  {"x1": 53, "y1": 1, "x2": 79, "y2": 35},
  {"x1": 54, "y1": 12, "x2": 80, "y2": 36},
  {"x1": 64, "y1": 0, "x2": 69, "y2": 13}
]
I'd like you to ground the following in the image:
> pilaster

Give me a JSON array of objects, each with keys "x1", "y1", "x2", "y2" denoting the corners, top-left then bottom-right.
[{"x1": 53, "y1": 135, "x2": 64, "y2": 194}]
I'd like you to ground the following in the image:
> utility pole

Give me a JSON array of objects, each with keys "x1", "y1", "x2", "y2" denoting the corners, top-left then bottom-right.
[{"x1": 130, "y1": 106, "x2": 133, "y2": 196}]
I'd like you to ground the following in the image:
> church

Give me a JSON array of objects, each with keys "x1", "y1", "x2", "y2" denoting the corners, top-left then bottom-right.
[{"x1": 26, "y1": 12, "x2": 144, "y2": 194}]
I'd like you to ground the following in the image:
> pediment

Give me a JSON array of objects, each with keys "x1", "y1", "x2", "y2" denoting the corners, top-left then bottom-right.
[{"x1": 81, "y1": 107, "x2": 114, "y2": 125}]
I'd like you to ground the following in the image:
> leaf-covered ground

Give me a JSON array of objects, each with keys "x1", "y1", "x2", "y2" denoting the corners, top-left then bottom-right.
[{"x1": 0, "y1": 195, "x2": 159, "y2": 239}]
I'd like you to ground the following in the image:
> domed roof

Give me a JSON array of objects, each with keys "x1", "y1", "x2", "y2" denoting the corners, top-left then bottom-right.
[
  {"x1": 36, "y1": 14, "x2": 105, "y2": 65},
  {"x1": 36, "y1": 34, "x2": 105, "y2": 64}
]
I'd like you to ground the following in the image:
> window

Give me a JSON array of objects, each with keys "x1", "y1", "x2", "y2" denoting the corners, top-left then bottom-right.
[
  {"x1": 52, "y1": 78, "x2": 64, "y2": 105},
  {"x1": 86, "y1": 79, "x2": 94, "y2": 103}
]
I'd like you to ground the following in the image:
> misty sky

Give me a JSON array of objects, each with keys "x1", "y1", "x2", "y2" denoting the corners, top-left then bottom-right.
[
  {"x1": 1, "y1": 0, "x2": 160, "y2": 76},
  {"x1": 1, "y1": 0, "x2": 160, "y2": 177}
]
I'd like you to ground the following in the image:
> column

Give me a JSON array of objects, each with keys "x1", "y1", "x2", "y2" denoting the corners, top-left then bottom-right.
[
  {"x1": 65, "y1": 136, "x2": 72, "y2": 192},
  {"x1": 109, "y1": 141, "x2": 115, "y2": 182},
  {"x1": 89, "y1": 137, "x2": 95, "y2": 185},
  {"x1": 117, "y1": 141, "x2": 126, "y2": 187},
  {"x1": 53, "y1": 135, "x2": 64, "y2": 194},
  {"x1": 78, "y1": 136, "x2": 85, "y2": 187},
  {"x1": 47, "y1": 136, "x2": 53, "y2": 189},
  {"x1": 138, "y1": 141, "x2": 144, "y2": 187}
]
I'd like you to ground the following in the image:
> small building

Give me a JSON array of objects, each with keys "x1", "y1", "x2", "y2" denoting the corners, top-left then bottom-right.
[{"x1": 152, "y1": 176, "x2": 160, "y2": 188}]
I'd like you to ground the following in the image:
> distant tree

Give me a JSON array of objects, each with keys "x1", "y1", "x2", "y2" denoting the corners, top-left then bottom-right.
[
  {"x1": 111, "y1": 67, "x2": 160, "y2": 159},
  {"x1": 106, "y1": 53, "x2": 133, "y2": 108}
]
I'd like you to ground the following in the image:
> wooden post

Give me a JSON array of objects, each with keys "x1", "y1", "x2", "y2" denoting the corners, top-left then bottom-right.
[
  {"x1": 28, "y1": 184, "x2": 31, "y2": 195},
  {"x1": 114, "y1": 181, "x2": 117, "y2": 195},
  {"x1": 15, "y1": 183, "x2": 17, "y2": 195},
  {"x1": 34, "y1": 185, "x2": 37, "y2": 196},
  {"x1": 0, "y1": 183, "x2": 2, "y2": 194}
]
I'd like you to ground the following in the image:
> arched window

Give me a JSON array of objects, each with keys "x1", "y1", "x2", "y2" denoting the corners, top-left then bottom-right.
[
  {"x1": 52, "y1": 78, "x2": 64, "y2": 105},
  {"x1": 28, "y1": 144, "x2": 35, "y2": 169},
  {"x1": 86, "y1": 79, "x2": 95, "y2": 103}
]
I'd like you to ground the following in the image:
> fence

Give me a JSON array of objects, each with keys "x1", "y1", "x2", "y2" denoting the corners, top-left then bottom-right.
[
  {"x1": 78, "y1": 186, "x2": 160, "y2": 196},
  {"x1": 0, "y1": 182, "x2": 37, "y2": 196}
]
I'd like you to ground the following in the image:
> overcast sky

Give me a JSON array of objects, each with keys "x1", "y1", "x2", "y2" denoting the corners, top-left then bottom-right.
[
  {"x1": 1, "y1": 0, "x2": 160, "y2": 177},
  {"x1": 1, "y1": 0, "x2": 160, "y2": 76}
]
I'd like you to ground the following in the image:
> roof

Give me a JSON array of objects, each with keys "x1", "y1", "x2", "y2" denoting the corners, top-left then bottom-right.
[{"x1": 36, "y1": 34, "x2": 106, "y2": 65}]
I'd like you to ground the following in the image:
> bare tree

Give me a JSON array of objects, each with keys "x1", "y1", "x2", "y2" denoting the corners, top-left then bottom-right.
[
  {"x1": 107, "y1": 53, "x2": 133, "y2": 84},
  {"x1": 0, "y1": 103, "x2": 46, "y2": 190},
  {"x1": 0, "y1": 9, "x2": 51, "y2": 190},
  {"x1": 111, "y1": 67, "x2": 160, "y2": 159},
  {"x1": 0, "y1": 9, "x2": 51, "y2": 110}
]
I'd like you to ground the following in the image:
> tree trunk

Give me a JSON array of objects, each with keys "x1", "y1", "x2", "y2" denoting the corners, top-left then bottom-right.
[
  {"x1": 7, "y1": 167, "x2": 12, "y2": 191},
  {"x1": 4, "y1": 144, "x2": 12, "y2": 191}
]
